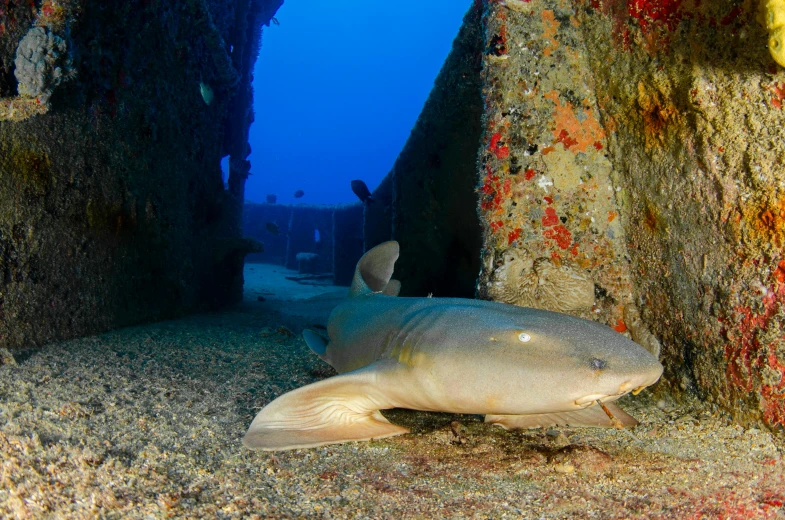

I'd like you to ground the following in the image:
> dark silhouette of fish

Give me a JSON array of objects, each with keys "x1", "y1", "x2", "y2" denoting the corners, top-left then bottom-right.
[
  {"x1": 351, "y1": 180, "x2": 374, "y2": 204},
  {"x1": 266, "y1": 222, "x2": 280, "y2": 235},
  {"x1": 293, "y1": 190, "x2": 305, "y2": 198},
  {"x1": 266, "y1": 194, "x2": 277, "y2": 204}
]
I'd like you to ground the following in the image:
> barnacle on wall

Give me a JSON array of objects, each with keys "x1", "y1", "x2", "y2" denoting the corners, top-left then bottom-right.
[
  {"x1": 742, "y1": 194, "x2": 785, "y2": 250},
  {"x1": 533, "y1": 257, "x2": 595, "y2": 313},
  {"x1": 486, "y1": 248, "x2": 538, "y2": 307},
  {"x1": 636, "y1": 80, "x2": 680, "y2": 150},
  {"x1": 486, "y1": 247, "x2": 595, "y2": 313}
]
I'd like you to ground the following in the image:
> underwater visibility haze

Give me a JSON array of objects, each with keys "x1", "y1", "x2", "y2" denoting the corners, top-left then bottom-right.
[{"x1": 244, "y1": 0, "x2": 469, "y2": 205}]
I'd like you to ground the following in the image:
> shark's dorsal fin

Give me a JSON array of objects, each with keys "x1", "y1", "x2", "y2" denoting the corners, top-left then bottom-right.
[
  {"x1": 302, "y1": 329, "x2": 327, "y2": 357},
  {"x1": 349, "y1": 241, "x2": 399, "y2": 297},
  {"x1": 382, "y1": 279, "x2": 401, "y2": 296}
]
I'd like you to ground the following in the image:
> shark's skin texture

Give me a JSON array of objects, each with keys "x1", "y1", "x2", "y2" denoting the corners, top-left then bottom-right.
[{"x1": 243, "y1": 242, "x2": 663, "y2": 451}]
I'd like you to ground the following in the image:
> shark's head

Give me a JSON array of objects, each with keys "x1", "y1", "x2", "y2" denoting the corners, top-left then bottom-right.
[
  {"x1": 345, "y1": 241, "x2": 663, "y2": 416},
  {"x1": 506, "y1": 308, "x2": 663, "y2": 408},
  {"x1": 422, "y1": 303, "x2": 664, "y2": 414}
]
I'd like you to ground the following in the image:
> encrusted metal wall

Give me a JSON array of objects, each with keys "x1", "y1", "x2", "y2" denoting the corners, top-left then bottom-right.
[
  {"x1": 477, "y1": 0, "x2": 659, "y2": 357},
  {"x1": 478, "y1": 0, "x2": 785, "y2": 433},
  {"x1": 364, "y1": 2, "x2": 486, "y2": 298},
  {"x1": 0, "y1": 0, "x2": 278, "y2": 349}
]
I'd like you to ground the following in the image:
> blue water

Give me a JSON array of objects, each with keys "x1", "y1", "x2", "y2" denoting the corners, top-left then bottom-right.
[{"x1": 243, "y1": 0, "x2": 469, "y2": 206}]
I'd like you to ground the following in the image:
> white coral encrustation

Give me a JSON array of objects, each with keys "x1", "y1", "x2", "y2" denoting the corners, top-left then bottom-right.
[
  {"x1": 533, "y1": 258, "x2": 596, "y2": 313},
  {"x1": 487, "y1": 247, "x2": 595, "y2": 313},
  {"x1": 487, "y1": 248, "x2": 538, "y2": 307},
  {"x1": 501, "y1": 0, "x2": 532, "y2": 13},
  {"x1": 14, "y1": 26, "x2": 75, "y2": 104}
]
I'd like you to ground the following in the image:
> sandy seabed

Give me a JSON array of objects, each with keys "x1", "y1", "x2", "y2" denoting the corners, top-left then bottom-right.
[{"x1": 1, "y1": 264, "x2": 784, "y2": 519}]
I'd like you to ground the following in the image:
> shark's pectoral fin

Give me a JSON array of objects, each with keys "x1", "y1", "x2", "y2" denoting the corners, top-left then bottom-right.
[
  {"x1": 243, "y1": 364, "x2": 409, "y2": 451},
  {"x1": 485, "y1": 403, "x2": 639, "y2": 430},
  {"x1": 302, "y1": 329, "x2": 328, "y2": 357}
]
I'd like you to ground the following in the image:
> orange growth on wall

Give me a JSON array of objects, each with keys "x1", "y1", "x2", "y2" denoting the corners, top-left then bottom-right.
[
  {"x1": 544, "y1": 91, "x2": 606, "y2": 153},
  {"x1": 541, "y1": 10, "x2": 560, "y2": 57},
  {"x1": 543, "y1": 225, "x2": 572, "y2": 249}
]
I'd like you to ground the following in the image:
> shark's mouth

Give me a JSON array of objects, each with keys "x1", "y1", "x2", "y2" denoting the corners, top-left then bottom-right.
[
  {"x1": 575, "y1": 394, "x2": 615, "y2": 406},
  {"x1": 575, "y1": 381, "x2": 651, "y2": 407}
]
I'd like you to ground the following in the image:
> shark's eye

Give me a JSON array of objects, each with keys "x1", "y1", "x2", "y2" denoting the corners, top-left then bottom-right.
[
  {"x1": 590, "y1": 358, "x2": 607, "y2": 370},
  {"x1": 518, "y1": 332, "x2": 531, "y2": 343}
]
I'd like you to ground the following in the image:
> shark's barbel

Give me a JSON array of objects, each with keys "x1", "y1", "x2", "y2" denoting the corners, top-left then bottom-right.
[{"x1": 243, "y1": 241, "x2": 663, "y2": 451}]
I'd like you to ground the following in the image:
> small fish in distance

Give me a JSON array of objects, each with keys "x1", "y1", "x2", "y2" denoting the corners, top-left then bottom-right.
[
  {"x1": 199, "y1": 82, "x2": 214, "y2": 105},
  {"x1": 266, "y1": 194, "x2": 277, "y2": 204},
  {"x1": 293, "y1": 190, "x2": 305, "y2": 198},
  {"x1": 351, "y1": 180, "x2": 374, "y2": 204},
  {"x1": 266, "y1": 222, "x2": 280, "y2": 235}
]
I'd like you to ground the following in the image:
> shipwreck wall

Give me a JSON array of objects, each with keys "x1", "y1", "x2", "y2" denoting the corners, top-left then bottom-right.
[
  {"x1": 364, "y1": 174, "x2": 394, "y2": 252},
  {"x1": 243, "y1": 203, "x2": 292, "y2": 264},
  {"x1": 577, "y1": 0, "x2": 785, "y2": 430},
  {"x1": 243, "y1": 202, "x2": 364, "y2": 285},
  {"x1": 333, "y1": 203, "x2": 365, "y2": 286},
  {"x1": 479, "y1": 0, "x2": 785, "y2": 432},
  {"x1": 0, "y1": 0, "x2": 279, "y2": 349},
  {"x1": 367, "y1": 1, "x2": 485, "y2": 298},
  {"x1": 477, "y1": 0, "x2": 645, "y2": 352}
]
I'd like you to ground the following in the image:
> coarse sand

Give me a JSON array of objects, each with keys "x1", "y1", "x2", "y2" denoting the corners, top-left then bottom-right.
[{"x1": 1, "y1": 263, "x2": 784, "y2": 519}]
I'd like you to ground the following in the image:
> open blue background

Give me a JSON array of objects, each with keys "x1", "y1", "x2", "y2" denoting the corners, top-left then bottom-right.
[{"x1": 240, "y1": 0, "x2": 470, "y2": 206}]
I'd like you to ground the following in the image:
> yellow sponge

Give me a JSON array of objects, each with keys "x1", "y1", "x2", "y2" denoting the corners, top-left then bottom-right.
[{"x1": 760, "y1": 0, "x2": 785, "y2": 66}]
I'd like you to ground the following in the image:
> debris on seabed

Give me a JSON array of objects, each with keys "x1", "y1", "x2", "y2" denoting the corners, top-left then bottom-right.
[{"x1": 0, "y1": 348, "x2": 17, "y2": 366}]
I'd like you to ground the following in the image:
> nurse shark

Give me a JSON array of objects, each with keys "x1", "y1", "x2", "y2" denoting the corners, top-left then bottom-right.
[{"x1": 244, "y1": 241, "x2": 663, "y2": 451}]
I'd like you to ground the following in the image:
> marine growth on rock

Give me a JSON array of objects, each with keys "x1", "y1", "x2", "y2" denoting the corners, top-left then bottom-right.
[
  {"x1": 760, "y1": 0, "x2": 785, "y2": 67},
  {"x1": 486, "y1": 247, "x2": 595, "y2": 313},
  {"x1": 14, "y1": 26, "x2": 74, "y2": 103}
]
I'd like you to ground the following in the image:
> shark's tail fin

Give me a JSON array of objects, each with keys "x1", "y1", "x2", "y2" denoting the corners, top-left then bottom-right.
[{"x1": 349, "y1": 241, "x2": 401, "y2": 297}]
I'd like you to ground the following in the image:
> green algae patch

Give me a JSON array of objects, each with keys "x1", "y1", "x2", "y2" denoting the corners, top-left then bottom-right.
[
  {"x1": 0, "y1": 97, "x2": 50, "y2": 122},
  {"x1": 0, "y1": 141, "x2": 53, "y2": 198}
]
